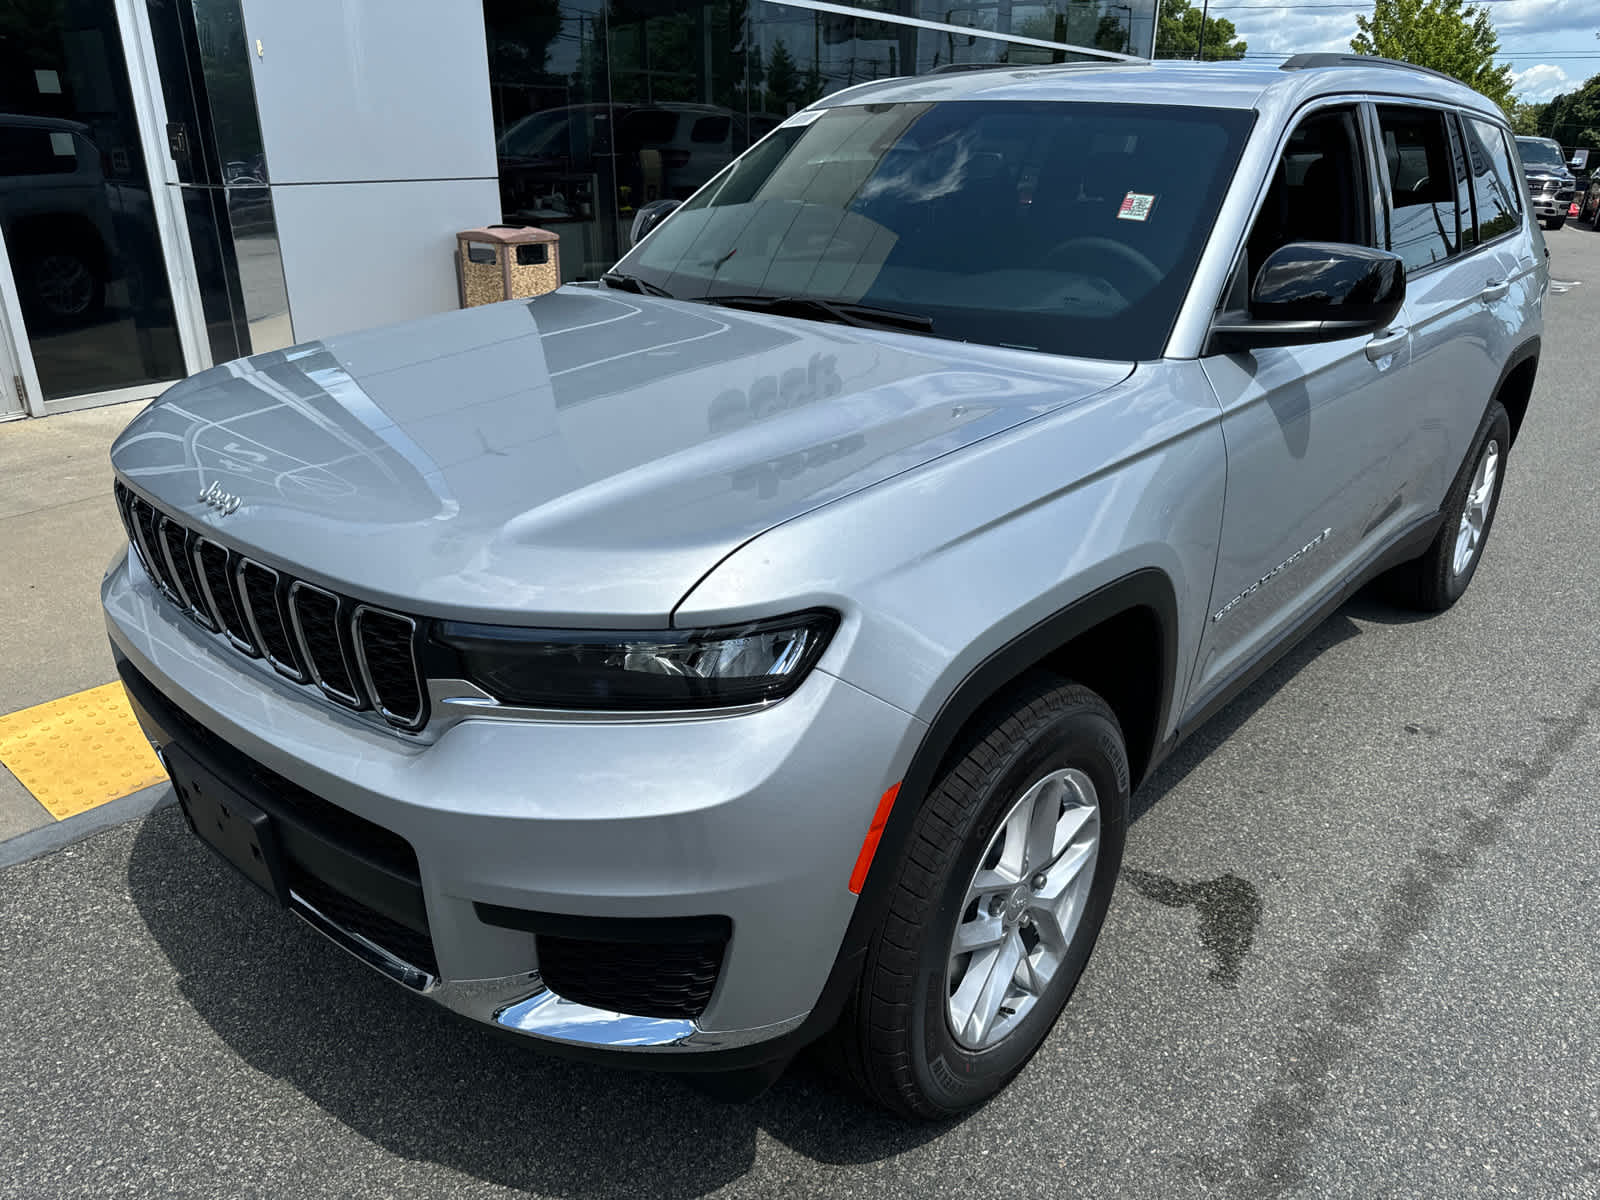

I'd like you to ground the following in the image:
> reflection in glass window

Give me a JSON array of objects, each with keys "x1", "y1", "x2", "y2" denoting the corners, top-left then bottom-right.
[
  {"x1": 482, "y1": 0, "x2": 1160, "y2": 283},
  {"x1": 1376, "y1": 106, "x2": 1460, "y2": 272},
  {"x1": 1464, "y1": 118, "x2": 1523, "y2": 244},
  {"x1": 0, "y1": 0, "x2": 185, "y2": 401}
]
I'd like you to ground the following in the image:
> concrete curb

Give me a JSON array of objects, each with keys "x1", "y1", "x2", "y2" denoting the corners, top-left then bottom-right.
[{"x1": 0, "y1": 782, "x2": 175, "y2": 869}]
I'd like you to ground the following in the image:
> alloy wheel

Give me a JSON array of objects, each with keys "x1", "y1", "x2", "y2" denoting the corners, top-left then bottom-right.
[
  {"x1": 946, "y1": 767, "x2": 1101, "y2": 1051},
  {"x1": 1452, "y1": 438, "x2": 1500, "y2": 576}
]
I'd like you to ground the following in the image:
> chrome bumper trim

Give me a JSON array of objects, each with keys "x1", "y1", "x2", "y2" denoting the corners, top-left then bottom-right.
[
  {"x1": 290, "y1": 889, "x2": 437, "y2": 993},
  {"x1": 490, "y1": 991, "x2": 807, "y2": 1052}
]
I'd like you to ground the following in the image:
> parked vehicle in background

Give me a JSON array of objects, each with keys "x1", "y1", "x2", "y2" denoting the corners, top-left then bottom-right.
[
  {"x1": 105, "y1": 55, "x2": 1546, "y2": 1119},
  {"x1": 1515, "y1": 135, "x2": 1576, "y2": 229},
  {"x1": 0, "y1": 113, "x2": 116, "y2": 322},
  {"x1": 1580, "y1": 177, "x2": 1600, "y2": 228}
]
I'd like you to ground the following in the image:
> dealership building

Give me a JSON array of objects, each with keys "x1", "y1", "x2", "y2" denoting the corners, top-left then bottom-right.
[{"x1": 0, "y1": 0, "x2": 1158, "y2": 420}]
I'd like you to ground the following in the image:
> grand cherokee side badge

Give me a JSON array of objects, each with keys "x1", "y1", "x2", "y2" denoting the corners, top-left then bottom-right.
[
  {"x1": 198, "y1": 481, "x2": 242, "y2": 516},
  {"x1": 1213, "y1": 528, "x2": 1332, "y2": 622}
]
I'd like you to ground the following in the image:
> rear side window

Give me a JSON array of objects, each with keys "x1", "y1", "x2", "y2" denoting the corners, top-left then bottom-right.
[
  {"x1": 1376, "y1": 106, "x2": 1460, "y2": 271},
  {"x1": 1463, "y1": 117, "x2": 1523, "y2": 243},
  {"x1": 0, "y1": 125, "x2": 79, "y2": 176},
  {"x1": 690, "y1": 116, "x2": 730, "y2": 144}
]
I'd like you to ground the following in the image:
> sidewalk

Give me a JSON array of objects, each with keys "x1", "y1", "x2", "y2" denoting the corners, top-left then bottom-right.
[{"x1": 0, "y1": 401, "x2": 154, "y2": 841}]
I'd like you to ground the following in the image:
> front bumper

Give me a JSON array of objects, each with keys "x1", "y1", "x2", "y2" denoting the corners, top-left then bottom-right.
[
  {"x1": 1530, "y1": 192, "x2": 1574, "y2": 218},
  {"x1": 104, "y1": 550, "x2": 923, "y2": 1061}
]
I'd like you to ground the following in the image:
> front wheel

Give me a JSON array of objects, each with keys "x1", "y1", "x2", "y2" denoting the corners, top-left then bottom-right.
[{"x1": 828, "y1": 675, "x2": 1128, "y2": 1118}]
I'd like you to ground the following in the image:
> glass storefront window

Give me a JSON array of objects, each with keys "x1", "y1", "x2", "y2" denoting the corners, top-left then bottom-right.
[
  {"x1": 481, "y1": 0, "x2": 1158, "y2": 283},
  {"x1": 485, "y1": 0, "x2": 619, "y2": 282},
  {"x1": 0, "y1": 0, "x2": 186, "y2": 402}
]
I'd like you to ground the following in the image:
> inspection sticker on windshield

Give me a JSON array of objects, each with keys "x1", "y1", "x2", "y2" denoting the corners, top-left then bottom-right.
[{"x1": 1117, "y1": 192, "x2": 1158, "y2": 222}]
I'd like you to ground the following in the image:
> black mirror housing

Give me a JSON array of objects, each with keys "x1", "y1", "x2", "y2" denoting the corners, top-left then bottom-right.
[{"x1": 1211, "y1": 242, "x2": 1406, "y2": 352}]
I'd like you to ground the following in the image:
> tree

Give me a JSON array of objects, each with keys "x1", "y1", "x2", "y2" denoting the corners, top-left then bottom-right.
[
  {"x1": 1538, "y1": 73, "x2": 1600, "y2": 157},
  {"x1": 1351, "y1": 0, "x2": 1514, "y2": 111},
  {"x1": 1507, "y1": 100, "x2": 1547, "y2": 136},
  {"x1": 1153, "y1": 0, "x2": 1247, "y2": 62},
  {"x1": 766, "y1": 38, "x2": 801, "y2": 113}
]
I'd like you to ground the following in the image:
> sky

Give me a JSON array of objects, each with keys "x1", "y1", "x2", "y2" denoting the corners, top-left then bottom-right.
[{"x1": 1206, "y1": 0, "x2": 1600, "y2": 103}]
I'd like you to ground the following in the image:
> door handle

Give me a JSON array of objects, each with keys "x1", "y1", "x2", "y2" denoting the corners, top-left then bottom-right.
[
  {"x1": 1364, "y1": 326, "x2": 1408, "y2": 363},
  {"x1": 1481, "y1": 278, "x2": 1510, "y2": 302}
]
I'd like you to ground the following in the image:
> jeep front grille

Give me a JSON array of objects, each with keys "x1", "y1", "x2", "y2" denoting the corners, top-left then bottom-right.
[{"x1": 114, "y1": 480, "x2": 429, "y2": 732}]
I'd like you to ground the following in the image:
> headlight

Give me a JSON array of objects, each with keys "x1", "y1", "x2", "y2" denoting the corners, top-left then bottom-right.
[{"x1": 432, "y1": 610, "x2": 838, "y2": 711}]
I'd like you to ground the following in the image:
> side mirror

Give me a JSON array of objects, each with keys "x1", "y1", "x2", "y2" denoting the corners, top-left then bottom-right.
[
  {"x1": 630, "y1": 199, "x2": 681, "y2": 246},
  {"x1": 1210, "y1": 242, "x2": 1406, "y2": 353}
]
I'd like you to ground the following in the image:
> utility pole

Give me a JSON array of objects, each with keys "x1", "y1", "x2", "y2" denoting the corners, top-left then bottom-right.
[{"x1": 1197, "y1": 0, "x2": 1210, "y2": 60}]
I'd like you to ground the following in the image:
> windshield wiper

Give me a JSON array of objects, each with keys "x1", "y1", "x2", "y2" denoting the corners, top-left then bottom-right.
[
  {"x1": 701, "y1": 294, "x2": 933, "y2": 334},
  {"x1": 601, "y1": 271, "x2": 676, "y2": 298}
]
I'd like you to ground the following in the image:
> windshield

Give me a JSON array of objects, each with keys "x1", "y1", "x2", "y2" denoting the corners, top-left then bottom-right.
[
  {"x1": 1516, "y1": 138, "x2": 1567, "y2": 170},
  {"x1": 612, "y1": 100, "x2": 1254, "y2": 361},
  {"x1": 498, "y1": 108, "x2": 596, "y2": 158}
]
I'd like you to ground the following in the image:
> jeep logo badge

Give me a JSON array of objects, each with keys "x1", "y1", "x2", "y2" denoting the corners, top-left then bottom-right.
[{"x1": 198, "y1": 481, "x2": 242, "y2": 516}]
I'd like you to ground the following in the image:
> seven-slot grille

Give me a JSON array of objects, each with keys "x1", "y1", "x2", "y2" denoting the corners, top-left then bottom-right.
[{"x1": 114, "y1": 480, "x2": 428, "y2": 731}]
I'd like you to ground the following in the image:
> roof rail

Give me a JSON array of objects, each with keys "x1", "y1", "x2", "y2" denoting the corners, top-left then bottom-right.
[
  {"x1": 1279, "y1": 53, "x2": 1461, "y2": 87},
  {"x1": 926, "y1": 57, "x2": 1146, "y2": 75}
]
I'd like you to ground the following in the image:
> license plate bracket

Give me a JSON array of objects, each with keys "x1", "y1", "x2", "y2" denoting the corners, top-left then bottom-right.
[{"x1": 167, "y1": 746, "x2": 289, "y2": 905}]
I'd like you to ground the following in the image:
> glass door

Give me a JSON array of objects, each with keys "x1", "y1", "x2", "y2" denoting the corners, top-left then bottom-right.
[
  {"x1": 0, "y1": 0, "x2": 188, "y2": 412},
  {"x1": 0, "y1": 297, "x2": 22, "y2": 418}
]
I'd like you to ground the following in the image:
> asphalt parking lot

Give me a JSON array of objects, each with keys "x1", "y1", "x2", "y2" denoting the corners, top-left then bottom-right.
[{"x1": 3, "y1": 224, "x2": 1599, "y2": 1200}]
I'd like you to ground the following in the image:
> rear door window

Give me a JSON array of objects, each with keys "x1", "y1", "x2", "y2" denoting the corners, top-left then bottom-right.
[
  {"x1": 1462, "y1": 117, "x2": 1523, "y2": 243},
  {"x1": 1375, "y1": 106, "x2": 1460, "y2": 271}
]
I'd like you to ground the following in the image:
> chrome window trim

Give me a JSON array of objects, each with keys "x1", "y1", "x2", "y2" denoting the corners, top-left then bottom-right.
[
  {"x1": 351, "y1": 605, "x2": 425, "y2": 730},
  {"x1": 234, "y1": 558, "x2": 307, "y2": 684},
  {"x1": 287, "y1": 580, "x2": 364, "y2": 709},
  {"x1": 193, "y1": 536, "x2": 258, "y2": 657}
]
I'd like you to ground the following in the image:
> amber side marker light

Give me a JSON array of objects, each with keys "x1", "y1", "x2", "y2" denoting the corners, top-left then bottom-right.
[{"x1": 848, "y1": 783, "x2": 902, "y2": 894}]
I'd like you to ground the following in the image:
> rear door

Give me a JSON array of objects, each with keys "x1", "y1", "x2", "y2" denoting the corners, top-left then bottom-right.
[
  {"x1": 1370, "y1": 104, "x2": 1511, "y2": 517},
  {"x1": 1190, "y1": 101, "x2": 1415, "y2": 704}
]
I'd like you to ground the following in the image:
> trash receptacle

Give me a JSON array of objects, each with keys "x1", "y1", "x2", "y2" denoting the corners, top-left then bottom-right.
[{"x1": 456, "y1": 225, "x2": 561, "y2": 307}]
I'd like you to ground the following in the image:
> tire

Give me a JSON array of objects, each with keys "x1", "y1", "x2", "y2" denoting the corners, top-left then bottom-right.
[
  {"x1": 828, "y1": 674, "x2": 1129, "y2": 1118},
  {"x1": 1543, "y1": 216, "x2": 1565, "y2": 231},
  {"x1": 1386, "y1": 401, "x2": 1510, "y2": 613},
  {"x1": 24, "y1": 250, "x2": 105, "y2": 322}
]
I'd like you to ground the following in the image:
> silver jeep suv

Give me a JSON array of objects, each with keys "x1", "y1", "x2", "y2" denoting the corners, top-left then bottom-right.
[{"x1": 104, "y1": 55, "x2": 1545, "y2": 1117}]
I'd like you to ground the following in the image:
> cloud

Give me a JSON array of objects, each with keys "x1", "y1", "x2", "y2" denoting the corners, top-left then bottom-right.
[
  {"x1": 1492, "y1": 0, "x2": 1595, "y2": 39},
  {"x1": 1511, "y1": 63, "x2": 1574, "y2": 101}
]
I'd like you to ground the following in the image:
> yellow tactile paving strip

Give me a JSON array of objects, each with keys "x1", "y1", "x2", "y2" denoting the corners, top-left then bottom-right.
[{"x1": 0, "y1": 683, "x2": 166, "y2": 820}]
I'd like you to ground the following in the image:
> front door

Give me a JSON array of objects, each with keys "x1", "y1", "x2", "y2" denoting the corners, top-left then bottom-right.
[
  {"x1": 1188, "y1": 101, "x2": 1415, "y2": 705},
  {"x1": 0, "y1": 0, "x2": 188, "y2": 413}
]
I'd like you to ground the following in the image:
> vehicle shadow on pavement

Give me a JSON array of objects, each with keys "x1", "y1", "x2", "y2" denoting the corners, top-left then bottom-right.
[{"x1": 125, "y1": 809, "x2": 951, "y2": 1198}]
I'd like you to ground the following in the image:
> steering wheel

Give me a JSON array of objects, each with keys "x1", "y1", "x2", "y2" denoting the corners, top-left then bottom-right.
[{"x1": 1041, "y1": 237, "x2": 1163, "y2": 291}]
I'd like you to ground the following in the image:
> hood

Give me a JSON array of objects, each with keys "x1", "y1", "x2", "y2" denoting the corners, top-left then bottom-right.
[{"x1": 112, "y1": 288, "x2": 1130, "y2": 625}]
